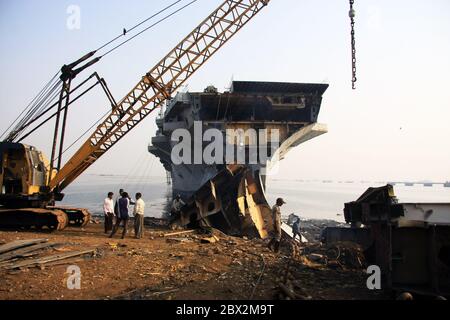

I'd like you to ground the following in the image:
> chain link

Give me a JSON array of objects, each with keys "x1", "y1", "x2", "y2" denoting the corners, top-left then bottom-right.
[{"x1": 349, "y1": 0, "x2": 357, "y2": 89}]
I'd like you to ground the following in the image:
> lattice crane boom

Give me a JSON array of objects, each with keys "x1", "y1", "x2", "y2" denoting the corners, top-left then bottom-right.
[{"x1": 50, "y1": 0, "x2": 270, "y2": 191}]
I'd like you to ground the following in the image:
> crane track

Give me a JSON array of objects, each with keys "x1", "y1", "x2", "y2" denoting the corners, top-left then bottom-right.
[
  {"x1": 0, "y1": 208, "x2": 69, "y2": 231},
  {"x1": 52, "y1": 207, "x2": 91, "y2": 228},
  {"x1": 0, "y1": 207, "x2": 92, "y2": 231}
]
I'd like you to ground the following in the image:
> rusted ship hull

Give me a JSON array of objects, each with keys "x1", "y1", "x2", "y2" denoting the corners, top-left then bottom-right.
[{"x1": 149, "y1": 81, "x2": 328, "y2": 238}]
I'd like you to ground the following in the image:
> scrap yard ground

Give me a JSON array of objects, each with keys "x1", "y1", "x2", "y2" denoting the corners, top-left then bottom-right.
[{"x1": 0, "y1": 223, "x2": 387, "y2": 300}]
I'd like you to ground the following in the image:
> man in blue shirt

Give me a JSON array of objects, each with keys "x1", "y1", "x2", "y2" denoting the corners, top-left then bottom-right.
[
  {"x1": 110, "y1": 192, "x2": 134, "y2": 239},
  {"x1": 292, "y1": 217, "x2": 302, "y2": 242}
]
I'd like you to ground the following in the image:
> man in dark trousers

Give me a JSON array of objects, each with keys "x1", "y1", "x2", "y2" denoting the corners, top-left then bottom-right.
[
  {"x1": 292, "y1": 216, "x2": 302, "y2": 242},
  {"x1": 268, "y1": 198, "x2": 286, "y2": 253},
  {"x1": 103, "y1": 192, "x2": 115, "y2": 233},
  {"x1": 110, "y1": 192, "x2": 133, "y2": 239},
  {"x1": 114, "y1": 189, "x2": 125, "y2": 217},
  {"x1": 133, "y1": 193, "x2": 146, "y2": 239}
]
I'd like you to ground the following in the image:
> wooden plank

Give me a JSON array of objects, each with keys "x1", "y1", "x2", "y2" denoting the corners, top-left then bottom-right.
[
  {"x1": 0, "y1": 243, "x2": 59, "y2": 262},
  {"x1": 3, "y1": 249, "x2": 95, "y2": 270},
  {"x1": 152, "y1": 288, "x2": 179, "y2": 296},
  {"x1": 163, "y1": 230, "x2": 195, "y2": 237},
  {"x1": 0, "y1": 259, "x2": 17, "y2": 268},
  {"x1": 0, "y1": 239, "x2": 48, "y2": 255},
  {"x1": 29, "y1": 249, "x2": 95, "y2": 265},
  {"x1": 39, "y1": 258, "x2": 84, "y2": 268},
  {"x1": 281, "y1": 223, "x2": 308, "y2": 243}
]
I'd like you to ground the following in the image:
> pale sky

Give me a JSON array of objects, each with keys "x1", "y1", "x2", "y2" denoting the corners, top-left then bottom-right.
[{"x1": 0, "y1": 0, "x2": 449, "y2": 182}]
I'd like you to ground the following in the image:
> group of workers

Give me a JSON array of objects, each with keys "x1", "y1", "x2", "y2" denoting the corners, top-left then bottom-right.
[
  {"x1": 103, "y1": 190, "x2": 186, "y2": 239},
  {"x1": 103, "y1": 191, "x2": 301, "y2": 251},
  {"x1": 103, "y1": 189, "x2": 146, "y2": 239}
]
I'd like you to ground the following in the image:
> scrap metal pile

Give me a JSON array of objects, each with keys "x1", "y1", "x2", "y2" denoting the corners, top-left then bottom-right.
[{"x1": 322, "y1": 184, "x2": 450, "y2": 298}]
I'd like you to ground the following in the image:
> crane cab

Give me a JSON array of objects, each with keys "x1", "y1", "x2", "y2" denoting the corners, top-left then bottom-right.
[{"x1": 0, "y1": 142, "x2": 54, "y2": 208}]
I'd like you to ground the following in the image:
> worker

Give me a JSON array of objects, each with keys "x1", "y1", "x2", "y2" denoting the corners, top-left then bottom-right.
[
  {"x1": 268, "y1": 198, "x2": 286, "y2": 253},
  {"x1": 171, "y1": 194, "x2": 185, "y2": 218},
  {"x1": 110, "y1": 192, "x2": 132, "y2": 239},
  {"x1": 103, "y1": 192, "x2": 115, "y2": 233},
  {"x1": 114, "y1": 188, "x2": 125, "y2": 217},
  {"x1": 133, "y1": 193, "x2": 146, "y2": 239},
  {"x1": 292, "y1": 216, "x2": 302, "y2": 242}
]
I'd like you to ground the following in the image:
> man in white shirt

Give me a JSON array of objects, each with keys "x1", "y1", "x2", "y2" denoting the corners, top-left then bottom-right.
[
  {"x1": 133, "y1": 193, "x2": 146, "y2": 239},
  {"x1": 103, "y1": 192, "x2": 115, "y2": 234}
]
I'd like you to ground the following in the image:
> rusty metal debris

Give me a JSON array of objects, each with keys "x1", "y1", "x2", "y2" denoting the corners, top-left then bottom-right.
[
  {"x1": 150, "y1": 81, "x2": 329, "y2": 239},
  {"x1": 324, "y1": 184, "x2": 450, "y2": 298}
]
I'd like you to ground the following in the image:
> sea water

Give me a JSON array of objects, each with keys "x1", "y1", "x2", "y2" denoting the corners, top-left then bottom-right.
[{"x1": 61, "y1": 174, "x2": 450, "y2": 222}]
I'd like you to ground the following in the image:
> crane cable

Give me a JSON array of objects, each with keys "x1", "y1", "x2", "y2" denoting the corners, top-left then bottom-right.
[
  {"x1": 3, "y1": 0, "x2": 201, "y2": 142},
  {"x1": 6, "y1": 80, "x2": 63, "y2": 142},
  {"x1": 8, "y1": 79, "x2": 63, "y2": 141},
  {"x1": 54, "y1": 109, "x2": 111, "y2": 162},
  {"x1": 16, "y1": 80, "x2": 62, "y2": 128},
  {"x1": 52, "y1": 0, "x2": 202, "y2": 161},
  {"x1": 0, "y1": 71, "x2": 60, "y2": 140},
  {"x1": 100, "y1": 0, "x2": 200, "y2": 58},
  {"x1": 96, "y1": 0, "x2": 184, "y2": 52}
]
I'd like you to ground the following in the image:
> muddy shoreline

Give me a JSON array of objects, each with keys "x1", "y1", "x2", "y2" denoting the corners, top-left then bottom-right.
[{"x1": 0, "y1": 221, "x2": 387, "y2": 300}]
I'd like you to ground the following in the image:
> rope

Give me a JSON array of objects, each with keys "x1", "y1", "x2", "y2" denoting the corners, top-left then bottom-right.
[
  {"x1": 119, "y1": 148, "x2": 148, "y2": 188},
  {"x1": 132, "y1": 155, "x2": 152, "y2": 188},
  {"x1": 249, "y1": 254, "x2": 266, "y2": 299},
  {"x1": 135, "y1": 156, "x2": 155, "y2": 193}
]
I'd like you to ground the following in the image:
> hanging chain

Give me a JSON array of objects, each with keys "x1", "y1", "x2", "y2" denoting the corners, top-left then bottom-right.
[{"x1": 349, "y1": 0, "x2": 357, "y2": 89}]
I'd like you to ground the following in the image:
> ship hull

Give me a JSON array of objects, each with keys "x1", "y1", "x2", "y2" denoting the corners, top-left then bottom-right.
[{"x1": 149, "y1": 81, "x2": 329, "y2": 238}]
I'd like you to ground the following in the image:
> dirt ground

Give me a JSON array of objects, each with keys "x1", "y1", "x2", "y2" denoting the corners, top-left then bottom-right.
[{"x1": 0, "y1": 223, "x2": 389, "y2": 300}]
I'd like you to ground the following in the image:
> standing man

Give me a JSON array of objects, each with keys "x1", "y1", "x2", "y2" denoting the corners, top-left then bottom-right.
[
  {"x1": 292, "y1": 216, "x2": 302, "y2": 243},
  {"x1": 110, "y1": 192, "x2": 132, "y2": 239},
  {"x1": 133, "y1": 193, "x2": 146, "y2": 239},
  {"x1": 103, "y1": 192, "x2": 115, "y2": 233},
  {"x1": 171, "y1": 194, "x2": 185, "y2": 219},
  {"x1": 114, "y1": 189, "x2": 125, "y2": 217},
  {"x1": 268, "y1": 198, "x2": 286, "y2": 253}
]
